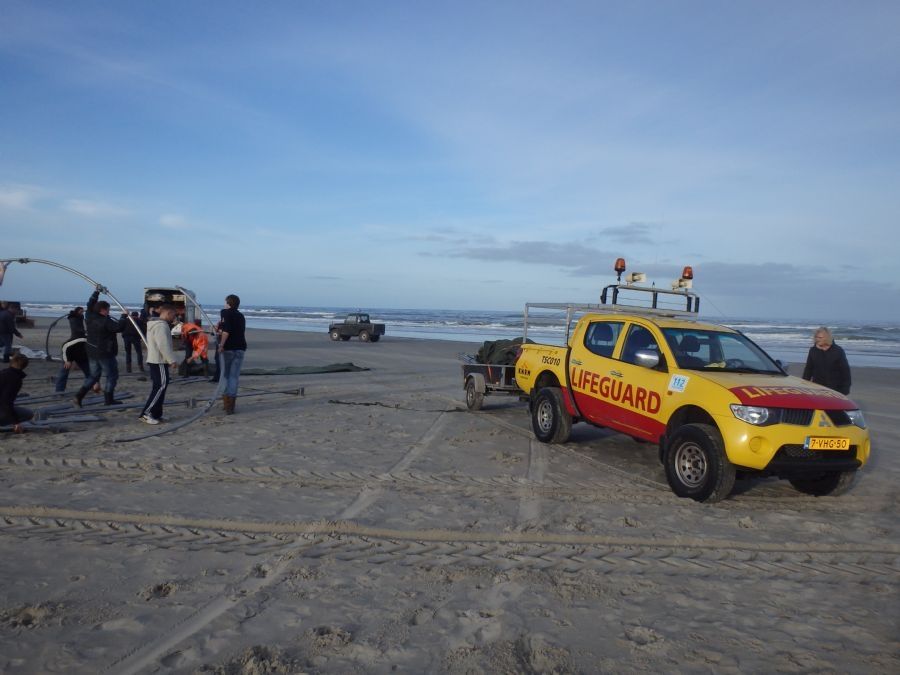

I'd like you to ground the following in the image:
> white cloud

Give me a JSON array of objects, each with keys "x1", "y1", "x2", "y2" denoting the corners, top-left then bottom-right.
[
  {"x1": 64, "y1": 198, "x2": 131, "y2": 218},
  {"x1": 0, "y1": 184, "x2": 43, "y2": 210},
  {"x1": 159, "y1": 213, "x2": 189, "y2": 229}
]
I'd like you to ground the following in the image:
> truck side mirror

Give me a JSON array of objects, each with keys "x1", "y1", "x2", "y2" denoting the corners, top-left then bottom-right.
[{"x1": 634, "y1": 349, "x2": 660, "y2": 369}]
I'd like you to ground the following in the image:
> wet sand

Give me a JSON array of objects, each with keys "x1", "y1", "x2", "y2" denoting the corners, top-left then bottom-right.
[{"x1": 1, "y1": 321, "x2": 898, "y2": 673}]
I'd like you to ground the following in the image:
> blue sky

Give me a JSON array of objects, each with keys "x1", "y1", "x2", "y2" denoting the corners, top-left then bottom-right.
[{"x1": 1, "y1": 0, "x2": 898, "y2": 320}]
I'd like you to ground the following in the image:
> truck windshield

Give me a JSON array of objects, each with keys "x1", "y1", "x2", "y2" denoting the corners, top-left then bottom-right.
[{"x1": 661, "y1": 328, "x2": 783, "y2": 374}]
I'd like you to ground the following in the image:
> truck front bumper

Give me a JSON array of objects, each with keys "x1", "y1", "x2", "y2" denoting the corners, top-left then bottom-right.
[{"x1": 713, "y1": 413, "x2": 870, "y2": 474}]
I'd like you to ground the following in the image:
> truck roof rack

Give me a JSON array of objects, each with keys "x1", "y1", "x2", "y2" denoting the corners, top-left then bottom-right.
[
  {"x1": 524, "y1": 285, "x2": 701, "y2": 343},
  {"x1": 599, "y1": 283, "x2": 700, "y2": 316}
]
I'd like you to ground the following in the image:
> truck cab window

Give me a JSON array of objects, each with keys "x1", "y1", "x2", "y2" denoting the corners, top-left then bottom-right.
[
  {"x1": 622, "y1": 325, "x2": 664, "y2": 368},
  {"x1": 584, "y1": 321, "x2": 622, "y2": 358}
]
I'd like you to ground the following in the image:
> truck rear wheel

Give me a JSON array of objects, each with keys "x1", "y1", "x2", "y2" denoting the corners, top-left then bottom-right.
[
  {"x1": 359, "y1": 330, "x2": 370, "y2": 342},
  {"x1": 465, "y1": 378, "x2": 484, "y2": 411},
  {"x1": 789, "y1": 470, "x2": 855, "y2": 496},
  {"x1": 329, "y1": 329, "x2": 341, "y2": 341},
  {"x1": 664, "y1": 423, "x2": 735, "y2": 502},
  {"x1": 531, "y1": 387, "x2": 572, "y2": 444}
]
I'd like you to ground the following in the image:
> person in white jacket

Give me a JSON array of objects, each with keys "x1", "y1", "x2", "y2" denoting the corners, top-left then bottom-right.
[{"x1": 139, "y1": 304, "x2": 178, "y2": 424}]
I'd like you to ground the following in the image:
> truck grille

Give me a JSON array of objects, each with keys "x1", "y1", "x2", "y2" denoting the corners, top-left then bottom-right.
[
  {"x1": 775, "y1": 445, "x2": 857, "y2": 461},
  {"x1": 778, "y1": 409, "x2": 814, "y2": 426},
  {"x1": 761, "y1": 445, "x2": 861, "y2": 476}
]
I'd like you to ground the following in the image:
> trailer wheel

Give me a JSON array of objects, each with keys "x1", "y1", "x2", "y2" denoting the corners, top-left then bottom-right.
[
  {"x1": 789, "y1": 470, "x2": 855, "y2": 496},
  {"x1": 465, "y1": 378, "x2": 484, "y2": 411},
  {"x1": 664, "y1": 423, "x2": 735, "y2": 502},
  {"x1": 370, "y1": 335, "x2": 380, "y2": 342},
  {"x1": 531, "y1": 387, "x2": 572, "y2": 444},
  {"x1": 341, "y1": 335, "x2": 351, "y2": 341},
  {"x1": 329, "y1": 329, "x2": 341, "y2": 341},
  {"x1": 359, "y1": 330, "x2": 371, "y2": 342}
]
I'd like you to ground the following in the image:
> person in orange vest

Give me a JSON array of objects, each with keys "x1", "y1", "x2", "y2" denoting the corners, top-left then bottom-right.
[{"x1": 181, "y1": 320, "x2": 210, "y2": 377}]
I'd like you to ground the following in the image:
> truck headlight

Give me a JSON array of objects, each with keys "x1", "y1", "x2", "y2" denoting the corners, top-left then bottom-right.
[
  {"x1": 730, "y1": 404, "x2": 774, "y2": 426},
  {"x1": 846, "y1": 409, "x2": 867, "y2": 429}
]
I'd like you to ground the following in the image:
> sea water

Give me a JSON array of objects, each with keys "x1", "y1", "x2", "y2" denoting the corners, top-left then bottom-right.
[{"x1": 21, "y1": 302, "x2": 900, "y2": 369}]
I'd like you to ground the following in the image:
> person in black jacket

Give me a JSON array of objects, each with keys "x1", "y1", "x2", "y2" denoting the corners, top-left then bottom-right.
[
  {"x1": 802, "y1": 327, "x2": 851, "y2": 395},
  {"x1": 121, "y1": 311, "x2": 145, "y2": 373},
  {"x1": 55, "y1": 336, "x2": 98, "y2": 393},
  {"x1": 74, "y1": 286, "x2": 125, "y2": 406},
  {"x1": 216, "y1": 294, "x2": 246, "y2": 415},
  {"x1": 0, "y1": 353, "x2": 33, "y2": 432},
  {"x1": 67, "y1": 306, "x2": 86, "y2": 339},
  {"x1": 0, "y1": 301, "x2": 23, "y2": 363}
]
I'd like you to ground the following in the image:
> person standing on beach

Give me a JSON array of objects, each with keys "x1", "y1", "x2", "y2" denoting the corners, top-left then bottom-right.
[
  {"x1": 67, "y1": 306, "x2": 86, "y2": 338},
  {"x1": 217, "y1": 294, "x2": 246, "y2": 415},
  {"x1": 0, "y1": 301, "x2": 24, "y2": 363},
  {"x1": 122, "y1": 311, "x2": 145, "y2": 373},
  {"x1": 0, "y1": 353, "x2": 34, "y2": 432},
  {"x1": 802, "y1": 326, "x2": 851, "y2": 395},
  {"x1": 75, "y1": 286, "x2": 124, "y2": 407},
  {"x1": 139, "y1": 304, "x2": 178, "y2": 425}
]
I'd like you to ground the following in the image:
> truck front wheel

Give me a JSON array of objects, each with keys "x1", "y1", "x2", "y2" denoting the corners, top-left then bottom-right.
[
  {"x1": 531, "y1": 387, "x2": 572, "y2": 444},
  {"x1": 329, "y1": 329, "x2": 341, "y2": 341},
  {"x1": 664, "y1": 423, "x2": 735, "y2": 502},
  {"x1": 789, "y1": 470, "x2": 855, "y2": 496}
]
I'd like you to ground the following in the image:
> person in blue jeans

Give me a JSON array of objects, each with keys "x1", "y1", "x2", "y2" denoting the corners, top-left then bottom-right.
[
  {"x1": 55, "y1": 336, "x2": 100, "y2": 394},
  {"x1": 75, "y1": 286, "x2": 124, "y2": 407},
  {"x1": 0, "y1": 301, "x2": 23, "y2": 363},
  {"x1": 216, "y1": 294, "x2": 246, "y2": 415}
]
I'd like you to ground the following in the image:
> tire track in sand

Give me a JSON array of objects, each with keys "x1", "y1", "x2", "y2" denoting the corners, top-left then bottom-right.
[
  {"x1": 101, "y1": 411, "x2": 452, "y2": 674},
  {"x1": 1, "y1": 510, "x2": 897, "y2": 584}
]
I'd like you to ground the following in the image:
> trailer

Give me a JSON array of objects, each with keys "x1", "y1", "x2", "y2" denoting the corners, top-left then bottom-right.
[{"x1": 459, "y1": 353, "x2": 521, "y2": 411}]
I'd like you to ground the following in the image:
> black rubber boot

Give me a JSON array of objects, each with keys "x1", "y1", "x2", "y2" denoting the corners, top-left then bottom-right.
[
  {"x1": 74, "y1": 387, "x2": 89, "y2": 408},
  {"x1": 104, "y1": 391, "x2": 123, "y2": 406}
]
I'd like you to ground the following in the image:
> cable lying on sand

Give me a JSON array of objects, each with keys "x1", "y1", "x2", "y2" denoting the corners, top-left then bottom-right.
[
  {"x1": 114, "y1": 387, "x2": 304, "y2": 442},
  {"x1": 240, "y1": 363, "x2": 369, "y2": 376}
]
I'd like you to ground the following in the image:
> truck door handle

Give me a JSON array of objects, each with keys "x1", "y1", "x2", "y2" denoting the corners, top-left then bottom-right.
[
  {"x1": 610, "y1": 370, "x2": 623, "y2": 378},
  {"x1": 571, "y1": 359, "x2": 582, "y2": 366}
]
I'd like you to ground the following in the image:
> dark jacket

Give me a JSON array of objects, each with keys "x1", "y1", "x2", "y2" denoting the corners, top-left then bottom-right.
[
  {"x1": 62, "y1": 337, "x2": 89, "y2": 365},
  {"x1": 802, "y1": 342, "x2": 851, "y2": 395},
  {"x1": 220, "y1": 307, "x2": 247, "y2": 351},
  {"x1": 85, "y1": 290, "x2": 123, "y2": 359},
  {"x1": 67, "y1": 310, "x2": 86, "y2": 339},
  {"x1": 0, "y1": 307, "x2": 22, "y2": 338},
  {"x1": 121, "y1": 315, "x2": 145, "y2": 340},
  {"x1": 0, "y1": 366, "x2": 27, "y2": 425}
]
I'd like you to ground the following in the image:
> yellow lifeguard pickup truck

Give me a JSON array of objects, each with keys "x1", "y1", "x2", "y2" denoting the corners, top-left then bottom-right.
[{"x1": 515, "y1": 261, "x2": 870, "y2": 502}]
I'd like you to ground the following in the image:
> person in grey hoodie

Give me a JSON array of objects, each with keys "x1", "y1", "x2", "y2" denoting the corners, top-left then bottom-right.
[{"x1": 139, "y1": 304, "x2": 178, "y2": 425}]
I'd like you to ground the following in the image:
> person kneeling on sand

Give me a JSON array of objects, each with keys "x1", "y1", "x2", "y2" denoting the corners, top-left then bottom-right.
[
  {"x1": 139, "y1": 304, "x2": 178, "y2": 425},
  {"x1": 0, "y1": 354, "x2": 34, "y2": 433}
]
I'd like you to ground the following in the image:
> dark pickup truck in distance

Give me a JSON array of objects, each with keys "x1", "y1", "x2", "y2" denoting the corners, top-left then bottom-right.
[{"x1": 328, "y1": 313, "x2": 385, "y2": 342}]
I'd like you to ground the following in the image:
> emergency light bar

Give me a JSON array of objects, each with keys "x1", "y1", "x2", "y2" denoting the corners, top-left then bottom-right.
[{"x1": 601, "y1": 259, "x2": 700, "y2": 315}]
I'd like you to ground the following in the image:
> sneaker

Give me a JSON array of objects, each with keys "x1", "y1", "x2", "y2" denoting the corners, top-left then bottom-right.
[{"x1": 139, "y1": 415, "x2": 160, "y2": 425}]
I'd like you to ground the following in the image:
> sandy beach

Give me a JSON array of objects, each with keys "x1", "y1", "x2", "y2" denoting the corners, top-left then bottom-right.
[{"x1": 1, "y1": 320, "x2": 898, "y2": 674}]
